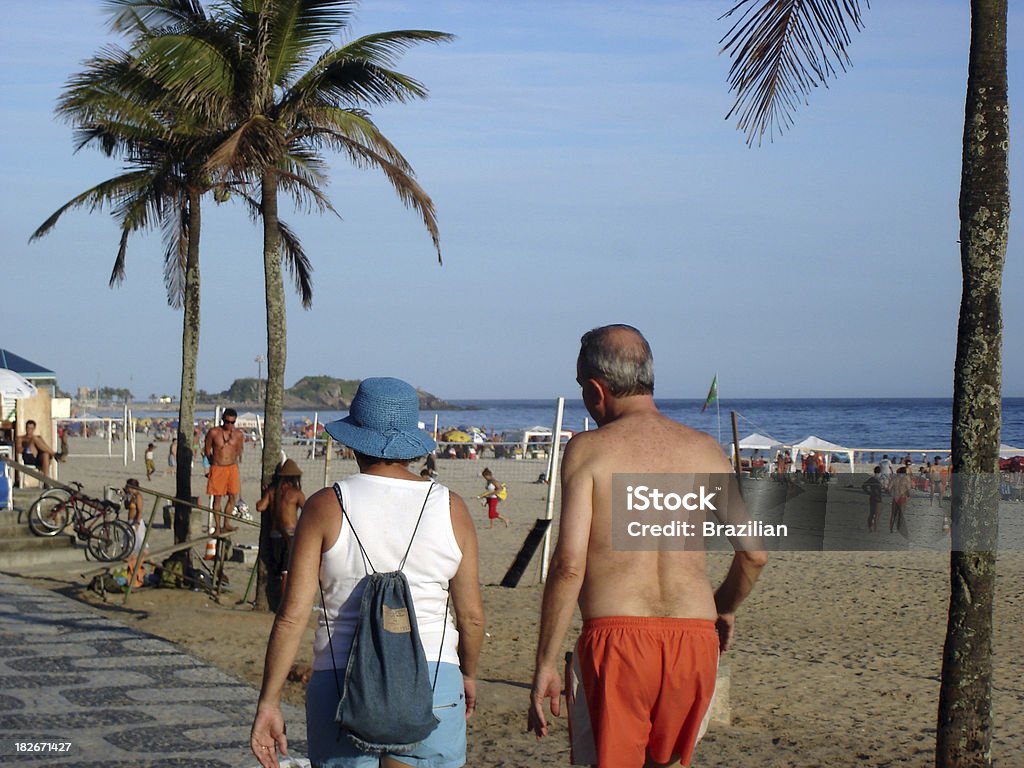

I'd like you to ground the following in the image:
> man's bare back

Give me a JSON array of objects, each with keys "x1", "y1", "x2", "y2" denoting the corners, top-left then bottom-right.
[
  {"x1": 563, "y1": 410, "x2": 730, "y2": 621},
  {"x1": 529, "y1": 324, "x2": 767, "y2": 756},
  {"x1": 258, "y1": 484, "x2": 305, "y2": 534}
]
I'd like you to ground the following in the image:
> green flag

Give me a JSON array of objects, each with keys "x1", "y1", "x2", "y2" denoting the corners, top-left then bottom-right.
[{"x1": 701, "y1": 375, "x2": 718, "y2": 412}]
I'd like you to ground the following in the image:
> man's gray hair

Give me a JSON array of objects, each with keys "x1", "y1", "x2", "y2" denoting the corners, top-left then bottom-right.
[{"x1": 578, "y1": 324, "x2": 654, "y2": 396}]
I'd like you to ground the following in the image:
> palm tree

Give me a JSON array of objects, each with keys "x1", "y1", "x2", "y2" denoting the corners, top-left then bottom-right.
[
  {"x1": 719, "y1": 2, "x2": 1009, "y2": 765},
  {"x1": 114, "y1": 0, "x2": 451, "y2": 608},
  {"x1": 208, "y1": 0, "x2": 451, "y2": 491},
  {"x1": 118, "y1": 0, "x2": 451, "y2": 491},
  {"x1": 29, "y1": 27, "x2": 222, "y2": 543}
]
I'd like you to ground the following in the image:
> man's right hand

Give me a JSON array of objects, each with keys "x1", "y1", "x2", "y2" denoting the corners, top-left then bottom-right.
[
  {"x1": 716, "y1": 612, "x2": 736, "y2": 653},
  {"x1": 527, "y1": 666, "x2": 562, "y2": 739}
]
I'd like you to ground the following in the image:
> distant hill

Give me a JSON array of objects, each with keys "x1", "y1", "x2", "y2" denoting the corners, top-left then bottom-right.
[{"x1": 209, "y1": 376, "x2": 453, "y2": 410}]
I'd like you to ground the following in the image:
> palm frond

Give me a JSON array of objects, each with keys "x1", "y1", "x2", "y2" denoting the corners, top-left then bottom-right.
[
  {"x1": 265, "y1": 0, "x2": 357, "y2": 86},
  {"x1": 277, "y1": 218, "x2": 314, "y2": 308},
  {"x1": 299, "y1": 106, "x2": 413, "y2": 173},
  {"x1": 30, "y1": 171, "x2": 155, "y2": 240},
  {"x1": 720, "y1": 0, "x2": 867, "y2": 145},
  {"x1": 320, "y1": 128, "x2": 441, "y2": 264},
  {"x1": 285, "y1": 34, "x2": 451, "y2": 112},
  {"x1": 109, "y1": 228, "x2": 133, "y2": 287},
  {"x1": 161, "y1": 204, "x2": 189, "y2": 306},
  {"x1": 206, "y1": 114, "x2": 285, "y2": 177},
  {"x1": 103, "y1": 0, "x2": 208, "y2": 36}
]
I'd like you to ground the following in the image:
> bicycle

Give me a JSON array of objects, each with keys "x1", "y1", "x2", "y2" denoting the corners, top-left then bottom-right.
[{"x1": 27, "y1": 481, "x2": 136, "y2": 562}]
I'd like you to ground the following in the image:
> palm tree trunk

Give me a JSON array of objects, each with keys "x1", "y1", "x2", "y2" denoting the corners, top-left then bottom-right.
[
  {"x1": 256, "y1": 171, "x2": 286, "y2": 611},
  {"x1": 937, "y1": 2, "x2": 1008, "y2": 766},
  {"x1": 174, "y1": 191, "x2": 201, "y2": 545}
]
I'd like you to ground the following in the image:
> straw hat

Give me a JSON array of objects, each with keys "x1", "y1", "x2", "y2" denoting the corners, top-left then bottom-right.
[
  {"x1": 277, "y1": 458, "x2": 302, "y2": 478},
  {"x1": 324, "y1": 377, "x2": 436, "y2": 460}
]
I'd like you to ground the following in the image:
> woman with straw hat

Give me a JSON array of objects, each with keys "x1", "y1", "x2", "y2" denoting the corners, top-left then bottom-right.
[{"x1": 251, "y1": 377, "x2": 484, "y2": 768}]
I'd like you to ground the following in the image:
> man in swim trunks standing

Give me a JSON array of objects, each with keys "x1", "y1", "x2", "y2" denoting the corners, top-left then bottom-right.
[
  {"x1": 204, "y1": 408, "x2": 243, "y2": 534},
  {"x1": 528, "y1": 325, "x2": 768, "y2": 767}
]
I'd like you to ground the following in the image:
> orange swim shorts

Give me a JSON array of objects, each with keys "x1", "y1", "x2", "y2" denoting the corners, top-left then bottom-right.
[
  {"x1": 206, "y1": 463, "x2": 240, "y2": 496},
  {"x1": 567, "y1": 616, "x2": 719, "y2": 767}
]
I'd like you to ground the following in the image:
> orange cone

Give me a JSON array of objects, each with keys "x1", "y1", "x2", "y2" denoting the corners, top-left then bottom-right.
[{"x1": 204, "y1": 538, "x2": 218, "y2": 560}]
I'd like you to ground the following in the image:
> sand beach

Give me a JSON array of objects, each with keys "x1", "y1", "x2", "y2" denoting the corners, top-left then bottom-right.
[{"x1": 7, "y1": 440, "x2": 1024, "y2": 767}]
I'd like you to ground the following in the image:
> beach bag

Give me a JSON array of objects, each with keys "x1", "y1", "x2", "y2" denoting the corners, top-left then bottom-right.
[
  {"x1": 159, "y1": 557, "x2": 185, "y2": 588},
  {"x1": 321, "y1": 482, "x2": 446, "y2": 755},
  {"x1": 496, "y1": 482, "x2": 508, "y2": 501}
]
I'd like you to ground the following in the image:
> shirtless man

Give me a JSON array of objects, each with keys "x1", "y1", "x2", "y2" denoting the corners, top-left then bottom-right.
[
  {"x1": 18, "y1": 420, "x2": 58, "y2": 475},
  {"x1": 256, "y1": 458, "x2": 305, "y2": 610},
  {"x1": 889, "y1": 466, "x2": 912, "y2": 534},
  {"x1": 204, "y1": 408, "x2": 243, "y2": 534},
  {"x1": 528, "y1": 325, "x2": 767, "y2": 767}
]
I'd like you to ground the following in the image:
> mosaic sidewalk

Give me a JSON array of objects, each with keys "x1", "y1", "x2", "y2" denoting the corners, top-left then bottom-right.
[{"x1": 0, "y1": 572, "x2": 308, "y2": 767}]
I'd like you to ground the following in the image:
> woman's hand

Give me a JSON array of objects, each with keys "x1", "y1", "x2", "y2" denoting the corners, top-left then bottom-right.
[{"x1": 251, "y1": 704, "x2": 288, "y2": 768}]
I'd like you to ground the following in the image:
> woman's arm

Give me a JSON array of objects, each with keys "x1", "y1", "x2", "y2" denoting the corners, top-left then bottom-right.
[
  {"x1": 448, "y1": 491, "x2": 485, "y2": 717},
  {"x1": 250, "y1": 487, "x2": 339, "y2": 766}
]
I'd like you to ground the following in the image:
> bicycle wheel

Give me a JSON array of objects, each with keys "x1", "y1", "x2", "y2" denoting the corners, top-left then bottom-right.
[
  {"x1": 86, "y1": 519, "x2": 136, "y2": 562},
  {"x1": 28, "y1": 490, "x2": 74, "y2": 536}
]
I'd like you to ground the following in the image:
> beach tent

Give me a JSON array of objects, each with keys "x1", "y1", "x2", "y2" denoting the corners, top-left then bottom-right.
[
  {"x1": 790, "y1": 435, "x2": 855, "y2": 473},
  {"x1": 503, "y1": 425, "x2": 574, "y2": 454},
  {"x1": 236, "y1": 412, "x2": 261, "y2": 430},
  {"x1": 1000, "y1": 443, "x2": 1024, "y2": 458},
  {"x1": 737, "y1": 433, "x2": 782, "y2": 450}
]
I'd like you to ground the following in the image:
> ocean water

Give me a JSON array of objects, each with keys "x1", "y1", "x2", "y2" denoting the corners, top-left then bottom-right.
[
  {"x1": 114, "y1": 398, "x2": 1024, "y2": 451},
  {"x1": 421, "y1": 398, "x2": 1024, "y2": 451}
]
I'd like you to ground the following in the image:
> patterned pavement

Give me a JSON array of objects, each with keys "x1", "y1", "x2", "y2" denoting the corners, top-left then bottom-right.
[{"x1": 0, "y1": 572, "x2": 309, "y2": 767}]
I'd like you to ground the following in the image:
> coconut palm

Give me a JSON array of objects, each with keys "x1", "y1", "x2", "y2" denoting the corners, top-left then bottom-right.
[
  {"x1": 29, "y1": 35, "x2": 218, "y2": 543},
  {"x1": 719, "y1": 2, "x2": 1009, "y2": 765},
  {"x1": 115, "y1": 0, "x2": 452, "y2": 491}
]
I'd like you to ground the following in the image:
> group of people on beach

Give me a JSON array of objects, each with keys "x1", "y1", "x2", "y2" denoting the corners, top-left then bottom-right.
[
  {"x1": 249, "y1": 324, "x2": 767, "y2": 768},
  {"x1": 861, "y1": 455, "x2": 952, "y2": 534}
]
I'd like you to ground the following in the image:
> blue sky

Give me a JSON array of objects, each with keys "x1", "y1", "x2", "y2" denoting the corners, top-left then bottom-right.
[{"x1": 1, "y1": 0, "x2": 1022, "y2": 400}]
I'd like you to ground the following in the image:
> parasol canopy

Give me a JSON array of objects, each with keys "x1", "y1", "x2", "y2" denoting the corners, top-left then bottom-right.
[{"x1": 0, "y1": 368, "x2": 38, "y2": 399}]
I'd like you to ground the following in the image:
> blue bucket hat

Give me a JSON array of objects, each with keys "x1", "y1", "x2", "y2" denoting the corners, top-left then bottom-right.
[{"x1": 325, "y1": 377, "x2": 436, "y2": 460}]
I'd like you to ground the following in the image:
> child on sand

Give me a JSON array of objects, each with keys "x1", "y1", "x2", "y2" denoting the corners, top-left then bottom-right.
[
  {"x1": 478, "y1": 467, "x2": 510, "y2": 528},
  {"x1": 145, "y1": 443, "x2": 156, "y2": 481}
]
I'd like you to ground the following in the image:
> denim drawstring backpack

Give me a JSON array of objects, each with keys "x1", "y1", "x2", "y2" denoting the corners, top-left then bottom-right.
[{"x1": 320, "y1": 482, "x2": 447, "y2": 754}]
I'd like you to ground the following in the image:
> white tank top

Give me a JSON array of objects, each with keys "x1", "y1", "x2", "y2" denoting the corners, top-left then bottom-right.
[{"x1": 313, "y1": 474, "x2": 463, "y2": 671}]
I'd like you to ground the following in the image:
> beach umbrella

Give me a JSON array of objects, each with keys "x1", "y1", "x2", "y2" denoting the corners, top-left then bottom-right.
[
  {"x1": 0, "y1": 368, "x2": 37, "y2": 399},
  {"x1": 445, "y1": 430, "x2": 471, "y2": 443}
]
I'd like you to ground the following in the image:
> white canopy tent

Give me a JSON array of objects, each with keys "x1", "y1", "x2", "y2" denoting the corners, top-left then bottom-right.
[
  {"x1": 503, "y1": 425, "x2": 574, "y2": 454},
  {"x1": 789, "y1": 435, "x2": 856, "y2": 473},
  {"x1": 235, "y1": 411, "x2": 261, "y2": 430},
  {"x1": 737, "y1": 432, "x2": 782, "y2": 450},
  {"x1": 1000, "y1": 443, "x2": 1024, "y2": 459}
]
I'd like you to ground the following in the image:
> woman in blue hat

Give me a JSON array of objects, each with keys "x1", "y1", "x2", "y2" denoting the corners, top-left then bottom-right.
[{"x1": 251, "y1": 377, "x2": 484, "y2": 768}]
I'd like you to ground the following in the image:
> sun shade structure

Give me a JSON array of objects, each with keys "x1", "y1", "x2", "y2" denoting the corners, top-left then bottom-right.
[
  {"x1": 0, "y1": 348, "x2": 56, "y2": 392},
  {"x1": 789, "y1": 435, "x2": 856, "y2": 472},
  {"x1": 737, "y1": 432, "x2": 782, "y2": 450},
  {"x1": 0, "y1": 369, "x2": 38, "y2": 400}
]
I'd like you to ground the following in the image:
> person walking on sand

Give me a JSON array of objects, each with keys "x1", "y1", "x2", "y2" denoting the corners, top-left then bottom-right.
[
  {"x1": 862, "y1": 466, "x2": 883, "y2": 532},
  {"x1": 479, "y1": 467, "x2": 510, "y2": 528},
  {"x1": 167, "y1": 437, "x2": 177, "y2": 475},
  {"x1": 204, "y1": 408, "x2": 243, "y2": 534},
  {"x1": 890, "y1": 466, "x2": 912, "y2": 534},
  {"x1": 250, "y1": 377, "x2": 484, "y2": 768},
  {"x1": 528, "y1": 325, "x2": 767, "y2": 767},
  {"x1": 256, "y1": 458, "x2": 306, "y2": 611},
  {"x1": 144, "y1": 443, "x2": 156, "y2": 481}
]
